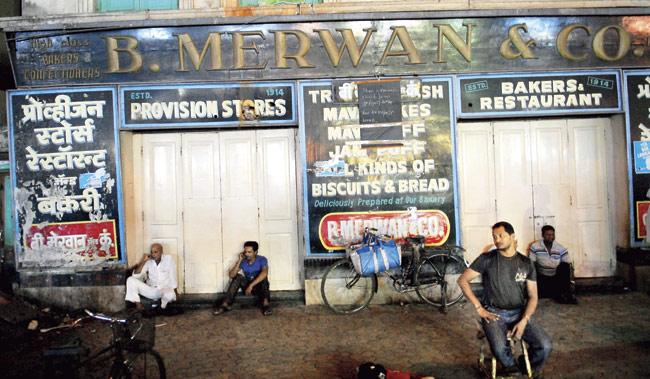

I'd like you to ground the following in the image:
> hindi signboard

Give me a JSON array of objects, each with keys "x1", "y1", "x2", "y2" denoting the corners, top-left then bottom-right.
[
  {"x1": 9, "y1": 87, "x2": 124, "y2": 266},
  {"x1": 300, "y1": 77, "x2": 457, "y2": 255},
  {"x1": 625, "y1": 71, "x2": 650, "y2": 245}
]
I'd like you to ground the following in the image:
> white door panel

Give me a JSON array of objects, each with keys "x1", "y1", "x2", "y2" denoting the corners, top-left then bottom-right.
[
  {"x1": 568, "y1": 119, "x2": 613, "y2": 277},
  {"x1": 257, "y1": 129, "x2": 300, "y2": 290},
  {"x1": 458, "y1": 118, "x2": 614, "y2": 277},
  {"x1": 139, "y1": 129, "x2": 301, "y2": 294},
  {"x1": 530, "y1": 119, "x2": 573, "y2": 247},
  {"x1": 220, "y1": 131, "x2": 260, "y2": 289},
  {"x1": 456, "y1": 122, "x2": 496, "y2": 262},
  {"x1": 142, "y1": 134, "x2": 184, "y2": 292},
  {"x1": 182, "y1": 134, "x2": 223, "y2": 293},
  {"x1": 494, "y1": 122, "x2": 534, "y2": 248}
]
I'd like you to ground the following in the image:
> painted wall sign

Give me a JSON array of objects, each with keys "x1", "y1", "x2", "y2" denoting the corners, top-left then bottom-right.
[
  {"x1": 625, "y1": 70, "x2": 650, "y2": 246},
  {"x1": 456, "y1": 71, "x2": 622, "y2": 118},
  {"x1": 8, "y1": 87, "x2": 125, "y2": 267},
  {"x1": 300, "y1": 77, "x2": 457, "y2": 255},
  {"x1": 9, "y1": 15, "x2": 650, "y2": 86},
  {"x1": 120, "y1": 82, "x2": 295, "y2": 129}
]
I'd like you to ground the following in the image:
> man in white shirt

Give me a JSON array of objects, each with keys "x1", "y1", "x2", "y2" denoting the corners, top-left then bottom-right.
[{"x1": 125, "y1": 243, "x2": 178, "y2": 310}]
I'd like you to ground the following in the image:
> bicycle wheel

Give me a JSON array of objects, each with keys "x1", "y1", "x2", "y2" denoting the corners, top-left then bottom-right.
[
  {"x1": 111, "y1": 349, "x2": 166, "y2": 379},
  {"x1": 415, "y1": 253, "x2": 466, "y2": 307},
  {"x1": 321, "y1": 259, "x2": 376, "y2": 314}
]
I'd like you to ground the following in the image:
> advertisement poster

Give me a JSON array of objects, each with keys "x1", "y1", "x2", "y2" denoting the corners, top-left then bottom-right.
[
  {"x1": 301, "y1": 77, "x2": 457, "y2": 255},
  {"x1": 625, "y1": 71, "x2": 650, "y2": 245},
  {"x1": 9, "y1": 88, "x2": 124, "y2": 266}
]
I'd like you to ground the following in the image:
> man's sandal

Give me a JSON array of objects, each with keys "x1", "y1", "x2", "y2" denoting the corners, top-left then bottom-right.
[{"x1": 213, "y1": 306, "x2": 231, "y2": 315}]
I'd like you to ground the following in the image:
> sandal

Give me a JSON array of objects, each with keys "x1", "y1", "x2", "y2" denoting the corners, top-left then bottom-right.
[
  {"x1": 213, "y1": 305, "x2": 230, "y2": 315},
  {"x1": 262, "y1": 306, "x2": 272, "y2": 316}
]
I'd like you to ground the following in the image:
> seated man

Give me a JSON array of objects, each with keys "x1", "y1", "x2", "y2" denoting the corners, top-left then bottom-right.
[
  {"x1": 528, "y1": 225, "x2": 577, "y2": 304},
  {"x1": 125, "y1": 243, "x2": 178, "y2": 310},
  {"x1": 458, "y1": 221, "x2": 552, "y2": 378},
  {"x1": 214, "y1": 241, "x2": 271, "y2": 316}
]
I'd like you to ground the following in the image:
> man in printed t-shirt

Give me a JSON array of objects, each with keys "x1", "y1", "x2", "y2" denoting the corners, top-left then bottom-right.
[
  {"x1": 458, "y1": 221, "x2": 552, "y2": 378},
  {"x1": 213, "y1": 241, "x2": 272, "y2": 316}
]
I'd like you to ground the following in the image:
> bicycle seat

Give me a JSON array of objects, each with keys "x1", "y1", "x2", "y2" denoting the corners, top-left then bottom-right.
[{"x1": 406, "y1": 235, "x2": 425, "y2": 244}]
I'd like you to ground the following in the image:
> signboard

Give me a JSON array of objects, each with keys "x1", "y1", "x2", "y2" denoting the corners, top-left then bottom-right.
[
  {"x1": 625, "y1": 71, "x2": 650, "y2": 245},
  {"x1": 456, "y1": 71, "x2": 621, "y2": 118},
  {"x1": 8, "y1": 87, "x2": 125, "y2": 266},
  {"x1": 10, "y1": 15, "x2": 650, "y2": 87},
  {"x1": 358, "y1": 80, "x2": 402, "y2": 125},
  {"x1": 300, "y1": 77, "x2": 457, "y2": 255},
  {"x1": 120, "y1": 82, "x2": 296, "y2": 129}
]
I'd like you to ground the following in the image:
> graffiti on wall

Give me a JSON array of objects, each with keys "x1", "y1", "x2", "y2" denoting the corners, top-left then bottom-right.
[
  {"x1": 301, "y1": 77, "x2": 456, "y2": 255},
  {"x1": 9, "y1": 88, "x2": 124, "y2": 267}
]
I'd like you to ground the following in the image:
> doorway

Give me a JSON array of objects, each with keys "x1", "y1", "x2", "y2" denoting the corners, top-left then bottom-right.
[
  {"x1": 133, "y1": 129, "x2": 301, "y2": 293},
  {"x1": 457, "y1": 118, "x2": 615, "y2": 277}
]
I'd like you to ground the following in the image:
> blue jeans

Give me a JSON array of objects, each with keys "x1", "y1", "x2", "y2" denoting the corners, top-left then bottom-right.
[{"x1": 482, "y1": 307, "x2": 552, "y2": 371}]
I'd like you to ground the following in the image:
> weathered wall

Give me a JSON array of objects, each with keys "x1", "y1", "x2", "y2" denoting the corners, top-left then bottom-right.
[
  {"x1": 22, "y1": 0, "x2": 92, "y2": 16},
  {"x1": 17, "y1": 285, "x2": 125, "y2": 312},
  {"x1": 0, "y1": 0, "x2": 20, "y2": 17},
  {"x1": 19, "y1": 0, "x2": 650, "y2": 19}
]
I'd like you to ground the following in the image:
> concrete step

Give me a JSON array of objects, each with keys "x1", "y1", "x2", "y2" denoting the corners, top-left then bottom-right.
[
  {"x1": 575, "y1": 276, "x2": 629, "y2": 294},
  {"x1": 175, "y1": 290, "x2": 305, "y2": 309}
]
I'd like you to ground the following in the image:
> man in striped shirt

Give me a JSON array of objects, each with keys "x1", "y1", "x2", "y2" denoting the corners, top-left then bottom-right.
[{"x1": 528, "y1": 225, "x2": 577, "y2": 304}]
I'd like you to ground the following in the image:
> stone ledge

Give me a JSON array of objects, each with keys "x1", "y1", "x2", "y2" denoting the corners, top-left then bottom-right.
[{"x1": 16, "y1": 267, "x2": 127, "y2": 288}]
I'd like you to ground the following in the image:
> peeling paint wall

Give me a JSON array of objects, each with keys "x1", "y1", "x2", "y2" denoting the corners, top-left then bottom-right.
[{"x1": 8, "y1": 88, "x2": 125, "y2": 269}]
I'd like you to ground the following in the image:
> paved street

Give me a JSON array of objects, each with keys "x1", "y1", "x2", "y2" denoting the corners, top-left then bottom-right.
[{"x1": 4, "y1": 291, "x2": 650, "y2": 378}]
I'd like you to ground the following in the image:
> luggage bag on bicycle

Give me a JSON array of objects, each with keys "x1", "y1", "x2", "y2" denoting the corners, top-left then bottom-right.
[{"x1": 350, "y1": 237, "x2": 401, "y2": 276}]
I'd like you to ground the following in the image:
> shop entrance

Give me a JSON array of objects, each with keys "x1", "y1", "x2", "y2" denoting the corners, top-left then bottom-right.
[
  {"x1": 134, "y1": 129, "x2": 300, "y2": 293},
  {"x1": 457, "y1": 118, "x2": 614, "y2": 277}
]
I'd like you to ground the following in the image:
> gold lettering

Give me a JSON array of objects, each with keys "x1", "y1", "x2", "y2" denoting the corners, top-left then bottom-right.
[
  {"x1": 432, "y1": 23, "x2": 474, "y2": 63},
  {"x1": 499, "y1": 24, "x2": 537, "y2": 59},
  {"x1": 378, "y1": 26, "x2": 423, "y2": 66},
  {"x1": 556, "y1": 24, "x2": 590, "y2": 61},
  {"x1": 103, "y1": 36, "x2": 142, "y2": 73},
  {"x1": 176, "y1": 32, "x2": 222, "y2": 71},
  {"x1": 272, "y1": 30, "x2": 314, "y2": 69},
  {"x1": 232, "y1": 31, "x2": 268, "y2": 70},
  {"x1": 593, "y1": 25, "x2": 631, "y2": 62},
  {"x1": 316, "y1": 28, "x2": 376, "y2": 68}
]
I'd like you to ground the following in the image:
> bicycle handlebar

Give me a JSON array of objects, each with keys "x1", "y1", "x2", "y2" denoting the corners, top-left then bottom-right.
[{"x1": 84, "y1": 309, "x2": 128, "y2": 324}]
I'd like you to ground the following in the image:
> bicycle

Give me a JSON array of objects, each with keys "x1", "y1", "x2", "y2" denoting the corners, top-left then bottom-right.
[
  {"x1": 320, "y1": 228, "x2": 469, "y2": 314},
  {"x1": 43, "y1": 309, "x2": 166, "y2": 378}
]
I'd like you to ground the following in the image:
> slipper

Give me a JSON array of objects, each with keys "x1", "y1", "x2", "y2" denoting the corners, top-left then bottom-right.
[{"x1": 213, "y1": 306, "x2": 230, "y2": 316}]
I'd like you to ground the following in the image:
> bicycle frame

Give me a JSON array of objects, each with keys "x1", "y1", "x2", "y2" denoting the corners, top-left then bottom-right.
[{"x1": 321, "y1": 228, "x2": 467, "y2": 314}]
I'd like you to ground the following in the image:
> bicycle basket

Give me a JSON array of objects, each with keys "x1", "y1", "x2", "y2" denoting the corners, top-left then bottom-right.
[{"x1": 114, "y1": 313, "x2": 155, "y2": 352}]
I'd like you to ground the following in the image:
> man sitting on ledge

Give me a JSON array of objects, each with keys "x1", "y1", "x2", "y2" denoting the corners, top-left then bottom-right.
[
  {"x1": 125, "y1": 243, "x2": 178, "y2": 311},
  {"x1": 214, "y1": 241, "x2": 272, "y2": 316}
]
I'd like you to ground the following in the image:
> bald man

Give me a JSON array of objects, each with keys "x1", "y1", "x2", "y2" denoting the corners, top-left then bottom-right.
[{"x1": 125, "y1": 243, "x2": 178, "y2": 310}]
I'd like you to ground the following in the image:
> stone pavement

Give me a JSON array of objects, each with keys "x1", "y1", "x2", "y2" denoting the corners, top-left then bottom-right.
[{"x1": 4, "y1": 291, "x2": 650, "y2": 378}]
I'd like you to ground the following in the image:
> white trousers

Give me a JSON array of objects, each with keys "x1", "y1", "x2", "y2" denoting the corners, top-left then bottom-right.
[{"x1": 125, "y1": 276, "x2": 176, "y2": 309}]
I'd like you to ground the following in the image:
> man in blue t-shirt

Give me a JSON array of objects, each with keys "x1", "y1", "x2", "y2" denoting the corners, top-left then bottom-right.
[{"x1": 214, "y1": 241, "x2": 272, "y2": 316}]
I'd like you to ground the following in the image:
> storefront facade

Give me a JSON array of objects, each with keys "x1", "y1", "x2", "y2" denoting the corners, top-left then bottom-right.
[{"x1": 3, "y1": 9, "x2": 649, "y2": 309}]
